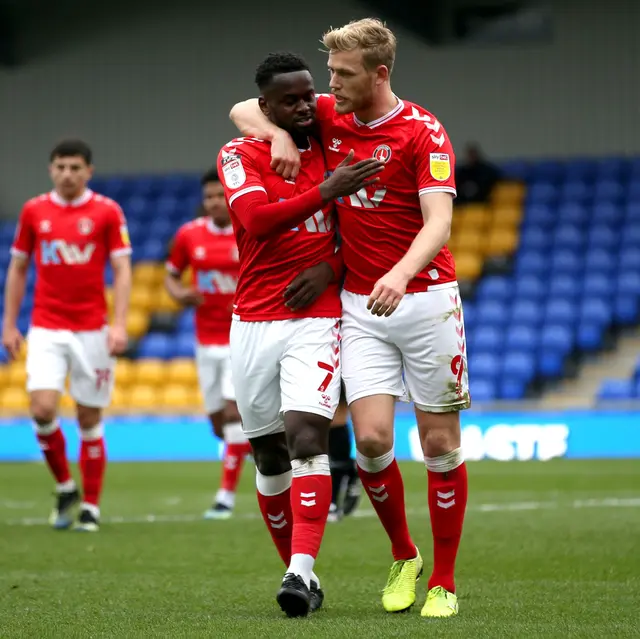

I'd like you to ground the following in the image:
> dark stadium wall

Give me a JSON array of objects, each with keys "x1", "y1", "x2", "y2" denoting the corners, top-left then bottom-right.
[{"x1": 0, "y1": 0, "x2": 638, "y2": 216}]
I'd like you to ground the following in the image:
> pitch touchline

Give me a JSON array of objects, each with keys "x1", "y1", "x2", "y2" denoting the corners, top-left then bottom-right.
[{"x1": 3, "y1": 497, "x2": 640, "y2": 527}]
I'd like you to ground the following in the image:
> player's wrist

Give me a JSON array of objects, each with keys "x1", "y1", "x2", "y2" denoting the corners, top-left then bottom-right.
[{"x1": 391, "y1": 262, "x2": 415, "y2": 282}]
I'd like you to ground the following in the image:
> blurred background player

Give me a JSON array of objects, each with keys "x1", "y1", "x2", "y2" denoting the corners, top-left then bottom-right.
[
  {"x1": 328, "y1": 384, "x2": 360, "y2": 522},
  {"x1": 1, "y1": 139, "x2": 132, "y2": 532},
  {"x1": 165, "y1": 168, "x2": 251, "y2": 520},
  {"x1": 218, "y1": 52, "x2": 384, "y2": 617}
]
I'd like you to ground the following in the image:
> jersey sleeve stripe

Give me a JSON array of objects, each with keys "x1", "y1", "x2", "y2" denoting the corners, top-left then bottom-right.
[
  {"x1": 418, "y1": 186, "x2": 457, "y2": 197},
  {"x1": 166, "y1": 261, "x2": 180, "y2": 274},
  {"x1": 228, "y1": 185, "x2": 267, "y2": 207},
  {"x1": 110, "y1": 247, "x2": 132, "y2": 258},
  {"x1": 10, "y1": 247, "x2": 28, "y2": 258}
]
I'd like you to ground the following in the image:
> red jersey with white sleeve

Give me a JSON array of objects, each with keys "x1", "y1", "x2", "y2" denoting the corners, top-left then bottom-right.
[
  {"x1": 315, "y1": 93, "x2": 457, "y2": 295},
  {"x1": 166, "y1": 217, "x2": 238, "y2": 346},
  {"x1": 10, "y1": 189, "x2": 131, "y2": 331},
  {"x1": 216, "y1": 136, "x2": 341, "y2": 321}
]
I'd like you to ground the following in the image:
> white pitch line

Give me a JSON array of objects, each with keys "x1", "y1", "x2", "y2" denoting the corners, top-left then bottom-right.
[{"x1": 3, "y1": 497, "x2": 640, "y2": 528}]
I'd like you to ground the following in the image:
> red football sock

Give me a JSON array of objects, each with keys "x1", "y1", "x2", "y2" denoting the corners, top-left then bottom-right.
[
  {"x1": 220, "y1": 442, "x2": 251, "y2": 492},
  {"x1": 79, "y1": 424, "x2": 107, "y2": 508},
  {"x1": 256, "y1": 471, "x2": 294, "y2": 566},
  {"x1": 426, "y1": 450, "x2": 468, "y2": 593},
  {"x1": 358, "y1": 451, "x2": 416, "y2": 560},
  {"x1": 35, "y1": 421, "x2": 72, "y2": 486}
]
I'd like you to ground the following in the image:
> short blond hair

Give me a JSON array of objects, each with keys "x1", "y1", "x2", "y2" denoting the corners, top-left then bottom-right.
[{"x1": 322, "y1": 18, "x2": 396, "y2": 73}]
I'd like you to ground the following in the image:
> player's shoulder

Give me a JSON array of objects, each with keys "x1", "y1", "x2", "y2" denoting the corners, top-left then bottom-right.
[
  {"x1": 22, "y1": 192, "x2": 51, "y2": 213},
  {"x1": 400, "y1": 99, "x2": 441, "y2": 121},
  {"x1": 220, "y1": 137, "x2": 269, "y2": 159},
  {"x1": 177, "y1": 217, "x2": 206, "y2": 237},
  {"x1": 90, "y1": 192, "x2": 125, "y2": 216}
]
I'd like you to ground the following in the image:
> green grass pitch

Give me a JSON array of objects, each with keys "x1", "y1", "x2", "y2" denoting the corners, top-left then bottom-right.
[{"x1": 0, "y1": 460, "x2": 639, "y2": 638}]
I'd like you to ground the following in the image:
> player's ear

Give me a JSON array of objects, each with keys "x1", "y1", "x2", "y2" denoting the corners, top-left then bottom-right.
[
  {"x1": 375, "y1": 65, "x2": 389, "y2": 85},
  {"x1": 258, "y1": 96, "x2": 270, "y2": 118}
]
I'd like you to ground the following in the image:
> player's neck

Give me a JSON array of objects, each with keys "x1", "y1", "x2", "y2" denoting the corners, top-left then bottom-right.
[
  {"x1": 354, "y1": 87, "x2": 398, "y2": 125},
  {"x1": 54, "y1": 187, "x2": 86, "y2": 203},
  {"x1": 289, "y1": 132, "x2": 310, "y2": 151}
]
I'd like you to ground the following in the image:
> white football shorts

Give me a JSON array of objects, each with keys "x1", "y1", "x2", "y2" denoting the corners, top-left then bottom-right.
[
  {"x1": 230, "y1": 317, "x2": 341, "y2": 439},
  {"x1": 26, "y1": 326, "x2": 115, "y2": 408},
  {"x1": 341, "y1": 286, "x2": 470, "y2": 413},
  {"x1": 195, "y1": 343, "x2": 235, "y2": 414}
]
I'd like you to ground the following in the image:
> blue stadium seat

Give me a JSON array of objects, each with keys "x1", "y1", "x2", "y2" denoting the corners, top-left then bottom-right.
[
  {"x1": 537, "y1": 350, "x2": 565, "y2": 378},
  {"x1": 627, "y1": 181, "x2": 640, "y2": 201},
  {"x1": 511, "y1": 299, "x2": 543, "y2": 325},
  {"x1": 505, "y1": 325, "x2": 538, "y2": 352},
  {"x1": 527, "y1": 182, "x2": 558, "y2": 205},
  {"x1": 499, "y1": 160, "x2": 529, "y2": 181},
  {"x1": 621, "y1": 226, "x2": 640, "y2": 249},
  {"x1": 625, "y1": 202, "x2": 640, "y2": 222},
  {"x1": 617, "y1": 272, "x2": 640, "y2": 297},
  {"x1": 576, "y1": 322, "x2": 604, "y2": 351},
  {"x1": 122, "y1": 196, "x2": 149, "y2": 219},
  {"x1": 591, "y1": 201, "x2": 623, "y2": 226},
  {"x1": 549, "y1": 274, "x2": 579, "y2": 299},
  {"x1": 102, "y1": 177, "x2": 128, "y2": 200},
  {"x1": 595, "y1": 158, "x2": 627, "y2": 181},
  {"x1": 585, "y1": 249, "x2": 616, "y2": 273},
  {"x1": 137, "y1": 333, "x2": 171, "y2": 359},
  {"x1": 0, "y1": 222, "x2": 15, "y2": 245},
  {"x1": 177, "y1": 309, "x2": 196, "y2": 333},
  {"x1": 468, "y1": 353, "x2": 500, "y2": 381},
  {"x1": 522, "y1": 204, "x2": 555, "y2": 230},
  {"x1": 619, "y1": 248, "x2": 640, "y2": 271},
  {"x1": 172, "y1": 333, "x2": 195, "y2": 358},
  {"x1": 531, "y1": 161, "x2": 564, "y2": 183},
  {"x1": 520, "y1": 228, "x2": 548, "y2": 252},
  {"x1": 104, "y1": 264, "x2": 114, "y2": 287},
  {"x1": 565, "y1": 159, "x2": 596, "y2": 181},
  {"x1": 545, "y1": 299, "x2": 578, "y2": 325},
  {"x1": 515, "y1": 251, "x2": 546, "y2": 277},
  {"x1": 540, "y1": 324, "x2": 574, "y2": 354},
  {"x1": 469, "y1": 378, "x2": 498, "y2": 402},
  {"x1": 500, "y1": 378, "x2": 526, "y2": 400},
  {"x1": 614, "y1": 295, "x2": 639, "y2": 325},
  {"x1": 587, "y1": 224, "x2": 619, "y2": 250},
  {"x1": 553, "y1": 225, "x2": 584, "y2": 251},
  {"x1": 156, "y1": 196, "x2": 180, "y2": 218},
  {"x1": 475, "y1": 300, "x2": 508, "y2": 326},
  {"x1": 475, "y1": 276, "x2": 512, "y2": 301},
  {"x1": 582, "y1": 273, "x2": 611, "y2": 298},
  {"x1": 130, "y1": 176, "x2": 164, "y2": 198},
  {"x1": 597, "y1": 379, "x2": 634, "y2": 401},
  {"x1": 472, "y1": 326, "x2": 504, "y2": 353},
  {"x1": 558, "y1": 202, "x2": 590, "y2": 225},
  {"x1": 137, "y1": 239, "x2": 166, "y2": 262},
  {"x1": 502, "y1": 351, "x2": 536, "y2": 383},
  {"x1": 560, "y1": 181, "x2": 592, "y2": 205},
  {"x1": 594, "y1": 181, "x2": 624, "y2": 202},
  {"x1": 580, "y1": 297, "x2": 612, "y2": 325},
  {"x1": 551, "y1": 250, "x2": 582, "y2": 275},
  {"x1": 513, "y1": 275, "x2": 545, "y2": 300},
  {"x1": 149, "y1": 219, "x2": 175, "y2": 244}
]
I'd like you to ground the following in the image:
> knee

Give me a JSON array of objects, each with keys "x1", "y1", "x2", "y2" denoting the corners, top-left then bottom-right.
[
  {"x1": 30, "y1": 396, "x2": 57, "y2": 425},
  {"x1": 252, "y1": 434, "x2": 291, "y2": 476},
  {"x1": 355, "y1": 422, "x2": 393, "y2": 459},
  {"x1": 419, "y1": 412, "x2": 461, "y2": 457},
  {"x1": 285, "y1": 413, "x2": 330, "y2": 460},
  {"x1": 76, "y1": 405, "x2": 102, "y2": 431}
]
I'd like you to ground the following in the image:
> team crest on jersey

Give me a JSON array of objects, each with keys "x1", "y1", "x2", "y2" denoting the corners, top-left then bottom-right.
[
  {"x1": 221, "y1": 150, "x2": 246, "y2": 188},
  {"x1": 373, "y1": 144, "x2": 392, "y2": 163},
  {"x1": 39, "y1": 220, "x2": 51, "y2": 233},
  {"x1": 78, "y1": 217, "x2": 94, "y2": 235},
  {"x1": 430, "y1": 153, "x2": 451, "y2": 181}
]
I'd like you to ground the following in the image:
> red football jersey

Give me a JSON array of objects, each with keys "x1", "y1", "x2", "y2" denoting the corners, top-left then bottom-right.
[
  {"x1": 166, "y1": 217, "x2": 238, "y2": 345},
  {"x1": 10, "y1": 189, "x2": 131, "y2": 331},
  {"x1": 316, "y1": 94, "x2": 458, "y2": 294},
  {"x1": 217, "y1": 136, "x2": 341, "y2": 321}
]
